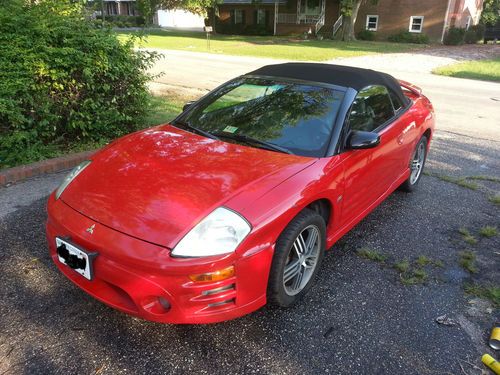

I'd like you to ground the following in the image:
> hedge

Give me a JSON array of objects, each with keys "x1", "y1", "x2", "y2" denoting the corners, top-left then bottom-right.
[
  {"x1": 0, "y1": 0, "x2": 158, "y2": 168},
  {"x1": 388, "y1": 30, "x2": 429, "y2": 44}
]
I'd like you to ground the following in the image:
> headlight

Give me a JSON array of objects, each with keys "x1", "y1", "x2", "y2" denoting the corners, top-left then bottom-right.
[
  {"x1": 171, "y1": 207, "x2": 251, "y2": 257},
  {"x1": 55, "y1": 160, "x2": 91, "y2": 200}
]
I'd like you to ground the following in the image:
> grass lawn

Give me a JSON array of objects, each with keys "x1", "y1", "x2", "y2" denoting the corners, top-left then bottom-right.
[
  {"x1": 144, "y1": 94, "x2": 184, "y2": 126},
  {"x1": 433, "y1": 57, "x2": 500, "y2": 82},
  {"x1": 118, "y1": 29, "x2": 420, "y2": 61}
]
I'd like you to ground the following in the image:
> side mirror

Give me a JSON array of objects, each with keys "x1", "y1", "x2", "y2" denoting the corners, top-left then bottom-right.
[
  {"x1": 183, "y1": 101, "x2": 195, "y2": 112},
  {"x1": 347, "y1": 130, "x2": 380, "y2": 149}
]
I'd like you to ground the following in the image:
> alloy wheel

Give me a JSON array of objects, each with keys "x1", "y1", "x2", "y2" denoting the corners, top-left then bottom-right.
[
  {"x1": 410, "y1": 141, "x2": 426, "y2": 184},
  {"x1": 283, "y1": 225, "x2": 321, "y2": 296}
]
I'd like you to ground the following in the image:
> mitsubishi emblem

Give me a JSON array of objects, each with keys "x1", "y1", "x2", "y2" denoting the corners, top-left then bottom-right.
[{"x1": 86, "y1": 224, "x2": 95, "y2": 235}]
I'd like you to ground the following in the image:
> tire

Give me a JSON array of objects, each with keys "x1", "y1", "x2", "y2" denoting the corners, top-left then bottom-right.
[
  {"x1": 267, "y1": 208, "x2": 326, "y2": 307},
  {"x1": 399, "y1": 135, "x2": 428, "y2": 192}
]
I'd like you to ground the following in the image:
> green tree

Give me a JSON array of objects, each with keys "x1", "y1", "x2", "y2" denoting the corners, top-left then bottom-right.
[
  {"x1": 136, "y1": 0, "x2": 162, "y2": 25},
  {"x1": 137, "y1": 0, "x2": 220, "y2": 25},
  {"x1": 338, "y1": 0, "x2": 378, "y2": 41},
  {"x1": 480, "y1": 0, "x2": 500, "y2": 26}
]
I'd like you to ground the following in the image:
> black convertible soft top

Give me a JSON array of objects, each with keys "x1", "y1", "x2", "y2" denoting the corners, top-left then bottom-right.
[{"x1": 248, "y1": 63, "x2": 408, "y2": 105}]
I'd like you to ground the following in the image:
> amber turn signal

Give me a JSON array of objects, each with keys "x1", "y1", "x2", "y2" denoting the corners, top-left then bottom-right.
[{"x1": 189, "y1": 266, "x2": 235, "y2": 283}]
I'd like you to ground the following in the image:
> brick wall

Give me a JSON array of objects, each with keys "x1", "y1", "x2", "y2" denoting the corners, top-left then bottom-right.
[
  {"x1": 218, "y1": 5, "x2": 275, "y2": 32},
  {"x1": 219, "y1": 0, "x2": 463, "y2": 40},
  {"x1": 447, "y1": 0, "x2": 484, "y2": 28},
  {"x1": 356, "y1": 0, "x2": 450, "y2": 41}
]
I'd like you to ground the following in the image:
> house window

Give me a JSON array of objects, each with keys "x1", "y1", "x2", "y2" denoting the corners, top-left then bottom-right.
[
  {"x1": 365, "y1": 15, "x2": 378, "y2": 31},
  {"x1": 234, "y1": 9, "x2": 244, "y2": 24},
  {"x1": 106, "y1": 2, "x2": 118, "y2": 16},
  {"x1": 256, "y1": 9, "x2": 266, "y2": 25},
  {"x1": 409, "y1": 16, "x2": 424, "y2": 33}
]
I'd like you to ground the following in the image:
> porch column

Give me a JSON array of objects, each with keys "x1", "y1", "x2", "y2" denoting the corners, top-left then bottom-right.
[
  {"x1": 116, "y1": 1, "x2": 121, "y2": 16},
  {"x1": 274, "y1": 1, "x2": 278, "y2": 35},
  {"x1": 296, "y1": 0, "x2": 301, "y2": 24}
]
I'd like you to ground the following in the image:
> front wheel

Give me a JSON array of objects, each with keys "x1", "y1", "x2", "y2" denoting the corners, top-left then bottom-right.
[
  {"x1": 399, "y1": 135, "x2": 428, "y2": 192},
  {"x1": 267, "y1": 209, "x2": 326, "y2": 307}
]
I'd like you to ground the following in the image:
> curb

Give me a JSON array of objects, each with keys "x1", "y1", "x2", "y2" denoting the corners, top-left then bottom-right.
[{"x1": 0, "y1": 150, "x2": 95, "y2": 187}]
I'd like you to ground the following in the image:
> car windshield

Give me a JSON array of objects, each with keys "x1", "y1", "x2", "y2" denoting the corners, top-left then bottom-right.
[{"x1": 174, "y1": 77, "x2": 345, "y2": 157}]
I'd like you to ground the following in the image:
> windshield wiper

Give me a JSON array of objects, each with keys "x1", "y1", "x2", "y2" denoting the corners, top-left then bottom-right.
[
  {"x1": 173, "y1": 120, "x2": 219, "y2": 140},
  {"x1": 214, "y1": 132, "x2": 293, "y2": 155}
]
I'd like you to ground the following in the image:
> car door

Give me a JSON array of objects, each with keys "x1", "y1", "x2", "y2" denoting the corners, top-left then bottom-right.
[{"x1": 338, "y1": 85, "x2": 409, "y2": 228}]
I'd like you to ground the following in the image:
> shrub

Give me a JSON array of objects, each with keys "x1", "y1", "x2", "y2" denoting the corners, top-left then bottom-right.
[
  {"x1": 96, "y1": 15, "x2": 145, "y2": 27},
  {"x1": 464, "y1": 24, "x2": 485, "y2": 44},
  {"x1": 357, "y1": 29, "x2": 376, "y2": 41},
  {"x1": 243, "y1": 24, "x2": 271, "y2": 36},
  {"x1": 215, "y1": 19, "x2": 270, "y2": 35},
  {"x1": 215, "y1": 20, "x2": 246, "y2": 35},
  {"x1": 0, "y1": 0, "x2": 158, "y2": 168},
  {"x1": 388, "y1": 30, "x2": 429, "y2": 44},
  {"x1": 444, "y1": 27, "x2": 466, "y2": 45}
]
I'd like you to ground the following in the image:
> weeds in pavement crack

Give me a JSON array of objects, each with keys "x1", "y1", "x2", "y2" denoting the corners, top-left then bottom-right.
[
  {"x1": 479, "y1": 225, "x2": 498, "y2": 238},
  {"x1": 458, "y1": 250, "x2": 478, "y2": 274},
  {"x1": 464, "y1": 283, "x2": 500, "y2": 307},
  {"x1": 458, "y1": 228, "x2": 478, "y2": 245}
]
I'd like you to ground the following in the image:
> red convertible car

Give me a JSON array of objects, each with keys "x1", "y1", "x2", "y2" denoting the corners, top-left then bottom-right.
[{"x1": 47, "y1": 64, "x2": 435, "y2": 324}]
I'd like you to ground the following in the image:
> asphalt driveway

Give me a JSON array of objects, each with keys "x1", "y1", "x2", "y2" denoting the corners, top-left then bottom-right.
[{"x1": 1, "y1": 51, "x2": 499, "y2": 374}]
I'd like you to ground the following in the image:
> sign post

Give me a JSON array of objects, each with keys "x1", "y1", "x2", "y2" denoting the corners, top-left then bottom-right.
[{"x1": 204, "y1": 26, "x2": 213, "y2": 51}]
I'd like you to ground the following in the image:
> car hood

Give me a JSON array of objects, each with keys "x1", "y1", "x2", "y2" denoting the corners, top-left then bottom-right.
[{"x1": 61, "y1": 125, "x2": 315, "y2": 248}]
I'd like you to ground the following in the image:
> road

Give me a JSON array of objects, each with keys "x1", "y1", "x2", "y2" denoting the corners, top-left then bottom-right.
[
  {"x1": 149, "y1": 49, "x2": 500, "y2": 141},
  {"x1": 0, "y1": 50, "x2": 499, "y2": 374}
]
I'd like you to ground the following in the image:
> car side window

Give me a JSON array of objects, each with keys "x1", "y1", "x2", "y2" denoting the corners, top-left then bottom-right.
[
  {"x1": 389, "y1": 89, "x2": 404, "y2": 113},
  {"x1": 348, "y1": 85, "x2": 395, "y2": 132}
]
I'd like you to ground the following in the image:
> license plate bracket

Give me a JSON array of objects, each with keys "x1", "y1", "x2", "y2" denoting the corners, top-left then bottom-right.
[{"x1": 56, "y1": 237, "x2": 97, "y2": 281}]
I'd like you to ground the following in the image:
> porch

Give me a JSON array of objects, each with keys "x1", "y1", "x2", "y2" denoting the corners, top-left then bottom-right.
[
  {"x1": 274, "y1": 0, "x2": 342, "y2": 36},
  {"x1": 217, "y1": 0, "x2": 342, "y2": 36}
]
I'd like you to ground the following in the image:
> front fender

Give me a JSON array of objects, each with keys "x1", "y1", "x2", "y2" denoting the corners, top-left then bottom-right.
[{"x1": 236, "y1": 156, "x2": 344, "y2": 258}]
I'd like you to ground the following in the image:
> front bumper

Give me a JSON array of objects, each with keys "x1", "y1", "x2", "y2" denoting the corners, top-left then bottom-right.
[{"x1": 46, "y1": 194, "x2": 273, "y2": 324}]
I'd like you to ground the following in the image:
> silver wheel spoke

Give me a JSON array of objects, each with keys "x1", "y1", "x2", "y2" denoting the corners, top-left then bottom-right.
[
  {"x1": 291, "y1": 267, "x2": 304, "y2": 291},
  {"x1": 293, "y1": 242, "x2": 301, "y2": 257},
  {"x1": 305, "y1": 228, "x2": 319, "y2": 255},
  {"x1": 410, "y1": 142, "x2": 426, "y2": 184},
  {"x1": 283, "y1": 260, "x2": 301, "y2": 283},
  {"x1": 296, "y1": 233, "x2": 306, "y2": 254}
]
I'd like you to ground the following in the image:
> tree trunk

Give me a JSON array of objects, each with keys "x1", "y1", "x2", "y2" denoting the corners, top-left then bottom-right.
[
  {"x1": 339, "y1": 0, "x2": 362, "y2": 41},
  {"x1": 211, "y1": 6, "x2": 217, "y2": 34}
]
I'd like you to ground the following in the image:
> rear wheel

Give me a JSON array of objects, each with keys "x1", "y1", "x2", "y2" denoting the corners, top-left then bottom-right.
[
  {"x1": 267, "y1": 209, "x2": 326, "y2": 307},
  {"x1": 399, "y1": 135, "x2": 428, "y2": 192}
]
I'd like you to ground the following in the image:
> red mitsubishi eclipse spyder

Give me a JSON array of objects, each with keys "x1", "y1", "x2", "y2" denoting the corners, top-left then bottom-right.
[{"x1": 47, "y1": 64, "x2": 435, "y2": 324}]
